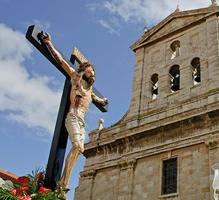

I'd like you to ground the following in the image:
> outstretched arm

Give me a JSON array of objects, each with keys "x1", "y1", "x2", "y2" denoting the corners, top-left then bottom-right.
[
  {"x1": 40, "y1": 33, "x2": 75, "y2": 77},
  {"x1": 91, "y1": 92, "x2": 108, "y2": 106}
]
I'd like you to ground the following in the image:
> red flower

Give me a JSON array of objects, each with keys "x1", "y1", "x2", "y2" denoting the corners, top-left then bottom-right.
[
  {"x1": 10, "y1": 188, "x2": 17, "y2": 196},
  {"x1": 10, "y1": 187, "x2": 29, "y2": 196},
  {"x1": 19, "y1": 186, "x2": 29, "y2": 192},
  {"x1": 17, "y1": 176, "x2": 29, "y2": 186},
  {"x1": 19, "y1": 195, "x2": 31, "y2": 200},
  {"x1": 39, "y1": 186, "x2": 51, "y2": 194}
]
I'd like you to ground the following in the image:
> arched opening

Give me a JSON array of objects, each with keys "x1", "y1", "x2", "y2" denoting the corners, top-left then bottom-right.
[
  {"x1": 169, "y1": 65, "x2": 180, "y2": 92},
  {"x1": 151, "y1": 73, "x2": 158, "y2": 100},
  {"x1": 170, "y1": 40, "x2": 180, "y2": 60},
  {"x1": 191, "y1": 57, "x2": 201, "y2": 85}
]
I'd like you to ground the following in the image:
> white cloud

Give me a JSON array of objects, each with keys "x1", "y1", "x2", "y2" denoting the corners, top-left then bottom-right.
[
  {"x1": 0, "y1": 23, "x2": 62, "y2": 135},
  {"x1": 103, "y1": 0, "x2": 212, "y2": 24},
  {"x1": 98, "y1": 18, "x2": 121, "y2": 35},
  {"x1": 88, "y1": 0, "x2": 213, "y2": 34}
]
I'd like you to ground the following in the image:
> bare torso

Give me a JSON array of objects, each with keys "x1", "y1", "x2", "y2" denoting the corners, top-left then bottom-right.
[
  {"x1": 68, "y1": 73, "x2": 92, "y2": 120},
  {"x1": 40, "y1": 35, "x2": 106, "y2": 121}
]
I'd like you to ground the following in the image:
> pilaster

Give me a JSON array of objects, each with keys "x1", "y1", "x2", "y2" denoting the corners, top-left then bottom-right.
[
  {"x1": 117, "y1": 159, "x2": 136, "y2": 200},
  {"x1": 74, "y1": 170, "x2": 96, "y2": 200}
]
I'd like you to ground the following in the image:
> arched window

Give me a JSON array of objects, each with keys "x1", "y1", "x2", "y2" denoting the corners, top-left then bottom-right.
[
  {"x1": 170, "y1": 41, "x2": 180, "y2": 60},
  {"x1": 151, "y1": 74, "x2": 158, "y2": 100},
  {"x1": 191, "y1": 57, "x2": 201, "y2": 85},
  {"x1": 169, "y1": 65, "x2": 180, "y2": 92}
]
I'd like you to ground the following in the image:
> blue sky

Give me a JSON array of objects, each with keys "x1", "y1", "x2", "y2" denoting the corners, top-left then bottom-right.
[{"x1": 0, "y1": 0, "x2": 212, "y2": 199}]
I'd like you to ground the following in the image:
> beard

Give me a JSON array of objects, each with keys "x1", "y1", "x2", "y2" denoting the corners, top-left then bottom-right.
[{"x1": 83, "y1": 75, "x2": 95, "y2": 86}]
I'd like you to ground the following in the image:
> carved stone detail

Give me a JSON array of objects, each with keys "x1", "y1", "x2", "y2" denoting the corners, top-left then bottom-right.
[
  {"x1": 80, "y1": 169, "x2": 97, "y2": 179},
  {"x1": 118, "y1": 159, "x2": 136, "y2": 170},
  {"x1": 205, "y1": 138, "x2": 218, "y2": 149}
]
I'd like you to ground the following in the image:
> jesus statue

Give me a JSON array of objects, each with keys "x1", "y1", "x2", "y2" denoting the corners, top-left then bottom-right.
[{"x1": 41, "y1": 33, "x2": 108, "y2": 198}]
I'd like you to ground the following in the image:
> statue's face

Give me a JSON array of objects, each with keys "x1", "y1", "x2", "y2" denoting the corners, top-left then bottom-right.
[{"x1": 84, "y1": 66, "x2": 95, "y2": 85}]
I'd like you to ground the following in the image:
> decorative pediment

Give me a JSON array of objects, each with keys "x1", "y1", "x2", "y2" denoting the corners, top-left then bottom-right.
[{"x1": 131, "y1": 6, "x2": 219, "y2": 51}]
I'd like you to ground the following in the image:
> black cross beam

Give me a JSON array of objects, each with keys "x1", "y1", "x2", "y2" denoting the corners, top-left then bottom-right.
[{"x1": 26, "y1": 25, "x2": 108, "y2": 190}]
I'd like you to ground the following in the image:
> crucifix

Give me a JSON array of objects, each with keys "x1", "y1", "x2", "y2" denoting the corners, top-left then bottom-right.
[{"x1": 26, "y1": 25, "x2": 108, "y2": 190}]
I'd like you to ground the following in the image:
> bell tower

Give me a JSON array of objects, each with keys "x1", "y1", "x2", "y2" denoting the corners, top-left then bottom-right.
[{"x1": 126, "y1": 4, "x2": 219, "y2": 128}]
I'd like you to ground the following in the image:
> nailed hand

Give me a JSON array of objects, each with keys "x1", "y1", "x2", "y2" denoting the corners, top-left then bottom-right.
[
  {"x1": 38, "y1": 31, "x2": 51, "y2": 44},
  {"x1": 102, "y1": 98, "x2": 108, "y2": 106}
]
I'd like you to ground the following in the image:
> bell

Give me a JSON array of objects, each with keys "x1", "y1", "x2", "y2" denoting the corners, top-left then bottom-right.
[
  {"x1": 152, "y1": 83, "x2": 158, "y2": 95},
  {"x1": 152, "y1": 87, "x2": 158, "y2": 95},
  {"x1": 193, "y1": 69, "x2": 201, "y2": 83},
  {"x1": 170, "y1": 77, "x2": 179, "y2": 91},
  {"x1": 194, "y1": 74, "x2": 201, "y2": 83}
]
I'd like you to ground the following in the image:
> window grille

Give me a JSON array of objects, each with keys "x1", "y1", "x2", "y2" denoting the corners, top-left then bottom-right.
[{"x1": 162, "y1": 158, "x2": 177, "y2": 195}]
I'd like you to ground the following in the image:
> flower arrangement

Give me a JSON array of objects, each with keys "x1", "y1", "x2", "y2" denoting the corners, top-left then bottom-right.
[{"x1": 0, "y1": 169, "x2": 63, "y2": 200}]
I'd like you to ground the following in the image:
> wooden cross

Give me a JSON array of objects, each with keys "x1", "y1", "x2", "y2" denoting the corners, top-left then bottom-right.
[{"x1": 26, "y1": 25, "x2": 108, "y2": 190}]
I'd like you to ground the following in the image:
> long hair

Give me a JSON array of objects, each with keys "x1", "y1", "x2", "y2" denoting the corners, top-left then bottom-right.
[{"x1": 77, "y1": 62, "x2": 95, "y2": 74}]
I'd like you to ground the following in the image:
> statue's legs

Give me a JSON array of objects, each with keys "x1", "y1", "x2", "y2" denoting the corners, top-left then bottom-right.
[
  {"x1": 59, "y1": 112, "x2": 85, "y2": 189},
  {"x1": 60, "y1": 145, "x2": 81, "y2": 188}
]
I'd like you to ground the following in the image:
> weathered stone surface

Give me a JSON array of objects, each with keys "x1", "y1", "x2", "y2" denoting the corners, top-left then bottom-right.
[{"x1": 75, "y1": 5, "x2": 219, "y2": 200}]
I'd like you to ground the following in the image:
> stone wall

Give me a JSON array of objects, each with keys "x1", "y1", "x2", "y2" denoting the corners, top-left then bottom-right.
[{"x1": 75, "y1": 109, "x2": 219, "y2": 200}]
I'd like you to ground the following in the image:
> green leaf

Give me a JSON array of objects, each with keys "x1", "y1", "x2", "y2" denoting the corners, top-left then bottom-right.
[
  {"x1": 0, "y1": 188, "x2": 19, "y2": 200},
  {"x1": 31, "y1": 191, "x2": 60, "y2": 200}
]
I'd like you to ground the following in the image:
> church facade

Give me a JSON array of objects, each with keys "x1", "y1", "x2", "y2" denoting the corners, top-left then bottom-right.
[{"x1": 75, "y1": 4, "x2": 219, "y2": 200}]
